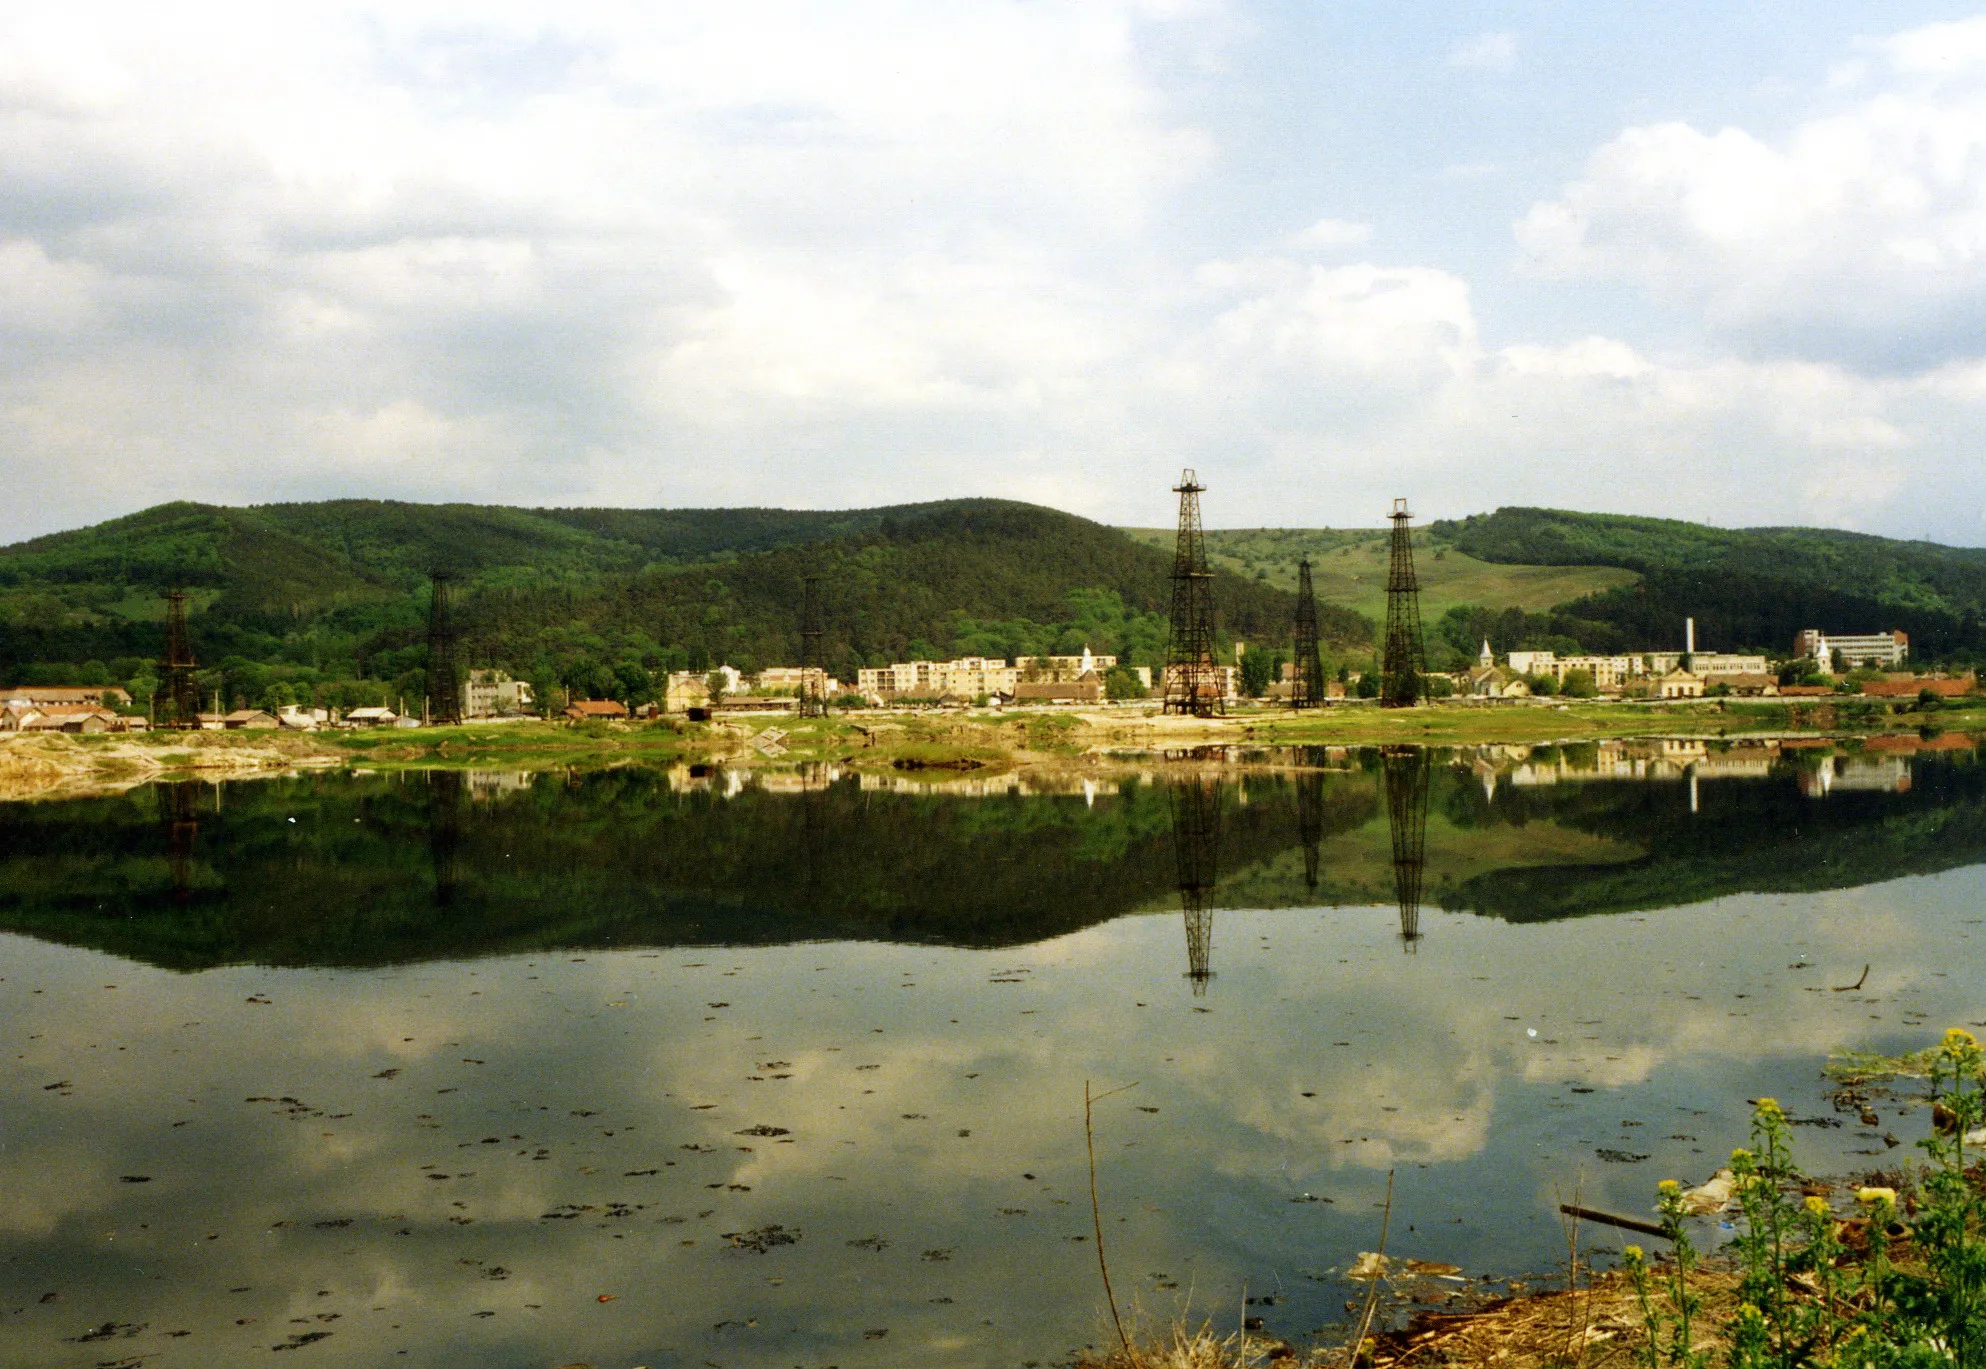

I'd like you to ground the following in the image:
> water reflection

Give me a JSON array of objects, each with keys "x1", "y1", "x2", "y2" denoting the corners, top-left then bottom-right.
[
  {"x1": 2, "y1": 743, "x2": 1986, "y2": 1367},
  {"x1": 1381, "y1": 747, "x2": 1430, "y2": 951},
  {"x1": 1295, "y1": 751, "x2": 1324, "y2": 891},
  {"x1": 1168, "y1": 774, "x2": 1223, "y2": 993}
]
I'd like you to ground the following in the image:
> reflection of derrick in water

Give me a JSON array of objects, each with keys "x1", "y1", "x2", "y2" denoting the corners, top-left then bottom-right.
[
  {"x1": 160, "y1": 780, "x2": 201, "y2": 904},
  {"x1": 1168, "y1": 776, "x2": 1223, "y2": 993},
  {"x1": 428, "y1": 770, "x2": 465, "y2": 907},
  {"x1": 1381, "y1": 746, "x2": 1431, "y2": 951},
  {"x1": 1295, "y1": 751, "x2": 1325, "y2": 890}
]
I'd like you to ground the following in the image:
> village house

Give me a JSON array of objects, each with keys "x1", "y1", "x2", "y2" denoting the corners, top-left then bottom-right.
[
  {"x1": 0, "y1": 685, "x2": 133, "y2": 709},
  {"x1": 1701, "y1": 672, "x2": 1778, "y2": 697},
  {"x1": 1465, "y1": 665, "x2": 1531, "y2": 699},
  {"x1": 1861, "y1": 676, "x2": 1975, "y2": 699},
  {"x1": 222, "y1": 709, "x2": 280, "y2": 729},
  {"x1": 1657, "y1": 669, "x2": 1704, "y2": 699},
  {"x1": 342, "y1": 707, "x2": 399, "y2": 727},
  {"x1": 1012, "y1": 680, "x2": 1103, "y2": 705},
  {"x1": 564, "y1": 699, "x2": 629, "y2": 721},
  {"x1": 13, "y1": 703, "x2": 127, "y2": 733}
]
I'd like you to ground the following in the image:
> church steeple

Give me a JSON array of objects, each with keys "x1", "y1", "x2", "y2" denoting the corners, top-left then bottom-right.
[{"x1": 1479, "y1": 639, "x2": 1494, "y2": 668}]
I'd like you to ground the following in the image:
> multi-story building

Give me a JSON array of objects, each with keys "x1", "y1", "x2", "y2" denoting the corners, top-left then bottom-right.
[
  {"x1": 754, "y1": 666, "x2": 832, "y2": 696},
  {"x1": 1504, "y1": 651, "x2": 1638, "y2": 690},
  {"x1": 1794, "y1": 629, "x2": 1909, "y2": 670},
  {"x1": 463, "y1": 670, "x2": 535, "y2": 717},
  {"x1": 1645, "y1": 651, "x2": 1769, "y2": 676}
]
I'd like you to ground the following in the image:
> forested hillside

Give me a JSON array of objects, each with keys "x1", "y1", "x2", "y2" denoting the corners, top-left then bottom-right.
[
  {"x1": 1432, "y1": 508, "x2": 1986, "y2": 662},
  {"x1": 0, "y1": 498, "x2": 1362, "y2": 710}
]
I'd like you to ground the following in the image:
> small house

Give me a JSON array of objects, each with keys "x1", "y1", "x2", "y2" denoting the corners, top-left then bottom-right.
[
  {"x1": 1657, "y1": 669, "x2": 1703, "y2": 700},
  {"x1": 564, "y1": 699, "x2": 630, "y2": 722},
  {"x1": 343, "y1": 707, "x2": 398, "y2": 727},
  {"x1": 222, "y1": 709, "x2": 280, "y2": 730}
]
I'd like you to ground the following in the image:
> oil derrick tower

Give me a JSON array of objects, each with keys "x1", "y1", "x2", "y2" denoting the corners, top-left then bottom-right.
[
  {"x1": 1381, "y1": 746, "x2": 1431, "y2": 951},
  {"x1": 160, "y1": 780, "x2": 200, "y2": 904},
  {"x1": 428, "y1": 769, "x2": 464, "y2": 908},
  {"x1": 1291, "y1": 557, "x2": 1325, "y2": 709},
  {"x1": 1295, "y1": 748, "x2": 1324, "y2": 890},
  {"x1": 1380, "y1": 499, "x2": 1426, "y2": 708},
  {"x1": 159, "y1": 589, "x2": 200, "y2": 729},
  {"x1": 798, "y1": 575, "x2": 827, "y2": 718},
  {"x1": 1168, "y1": 774, "x2": 1223, "y2": 993},
  {"x1": 425, "y1": 570, "x2": 462, "y2": 726},
  {"x1": 1162, "y1": 469, "x2": 1220, "y2": 716}
]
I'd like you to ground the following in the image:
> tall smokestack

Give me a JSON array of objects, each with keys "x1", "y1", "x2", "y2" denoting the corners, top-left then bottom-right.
[{"x1": 1686, "y1": 617, "x2": 1695, "y2": 655}]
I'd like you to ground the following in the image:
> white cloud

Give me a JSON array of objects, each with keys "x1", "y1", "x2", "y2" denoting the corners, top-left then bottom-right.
[
  {"x1": 1286, "y1": 217, "x2": 1373, "y2": 251},
  {"x1": 1517, "y1": 18, "x2": 1986, "y2": 370},
  {"x1": 1447, "y1": 31, "x2": 1517, "y2": 73}
]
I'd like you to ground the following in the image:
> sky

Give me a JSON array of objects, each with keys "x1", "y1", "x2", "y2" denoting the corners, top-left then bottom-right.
[{"x1": 5, "y1": 2, "x2": 1986, "y2": 544}]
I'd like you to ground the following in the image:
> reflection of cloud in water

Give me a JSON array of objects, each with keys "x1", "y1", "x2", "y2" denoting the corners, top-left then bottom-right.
[{"x1": 3, "y1": 867, "x2": 1985, "y2": 1365}]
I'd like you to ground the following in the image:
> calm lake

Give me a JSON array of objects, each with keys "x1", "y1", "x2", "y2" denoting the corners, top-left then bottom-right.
[{"x1": 3, "y1": 740, "x2": 1984, "y2": 1368}]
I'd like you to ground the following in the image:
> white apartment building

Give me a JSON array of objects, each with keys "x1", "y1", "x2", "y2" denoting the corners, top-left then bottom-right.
[
  {"x1": 1793, "y1": 629, "x2": 1909, "y2": 669},
  {"x1": 463, "y1": 670, "x2": 536, "y2": 717},
  {"x1": 1504, "y1": 651, "x2": 1638, "y2": 690},
  {"x1": 1645, "y1": 651, "x2": 1769, "y2": 676}
]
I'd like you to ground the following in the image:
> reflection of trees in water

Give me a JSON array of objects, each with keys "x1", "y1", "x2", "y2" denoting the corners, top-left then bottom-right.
[
  {"x1": 159, "y1": 780, "x2": 201, "y2": 906},
  {"x1": 1168, "y1": 775, "x2": 1222, "y2": 994},
  {"x1": 1382, "y1": 747, "x2": 1430, "y2": 951},
  {"x1": 1295, "y1": 748, "x2": 1326, "y2": 891},
  {"x1": 428, "y1": 770, "x2": 464, "y2": 908}
]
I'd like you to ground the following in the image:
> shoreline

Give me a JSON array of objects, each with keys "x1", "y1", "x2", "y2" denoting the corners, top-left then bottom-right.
[{"x1": 2, "y1": 696, "x2": 1978, "y2": 801}]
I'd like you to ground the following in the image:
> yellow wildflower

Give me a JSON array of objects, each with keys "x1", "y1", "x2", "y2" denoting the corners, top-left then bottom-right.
[
  {"x1": 1623, "y1": 1244, "x2": 1644, "y2": 1262},
  {"x1": 1805, "y1": 1195, "x2": 1829, "y2": 1216},
  {"x1": 1658, "y1": 1179, "x2": 1681, "y2": 1195},
  {"x1": 1857, "y1": 1186, "x2": 1897, "y2": 1205},
  {"x1": 1944, "y1": 1027, "x2": 1978, "y2": 1050},
  {"x1": 1755, "y1": 1096, "x2": 1783, "y2": 1116}
]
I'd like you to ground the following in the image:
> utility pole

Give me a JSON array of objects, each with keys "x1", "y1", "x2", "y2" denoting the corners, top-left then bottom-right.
[
  {"x1": 1162, "y1": 470, "x2": 1220, "y2": 716},
  {"x1": 1381, "y1": 499, "x2": 1426, "y2": 708}
]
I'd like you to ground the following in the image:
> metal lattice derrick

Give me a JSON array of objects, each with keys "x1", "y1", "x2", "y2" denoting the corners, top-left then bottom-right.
[
  {"x1": 1162, "y1": 470, "x2": 1221, "y2": 717},
  {"x1": 1380, "y1": 499, "x2": 1426, "y2": 708},
  {"x1": 1291, "y1": 557, "x2": 1324, "y2": 709},
  {"x1": 161, "y1": 780, "x2": 200, "y2": 904},
  {"x1": 160, "y1": 589, "x2": 200, "y2": 729},
  {"x1": 1381, "y1": 745, "x2": 1431, "y2": 951},
  {"x1": 1169, "y1": 774, "x2": 1223, "y2": 993},
  {"x1": 799, "y1": 576, "x2": 828, "y2": 718},
  {"x1": 425, "y1": 571, "x2": 462, "y2": 726},
  {"x1": 1295, "y1": 751, "x2": 1324, "y2": 890}
]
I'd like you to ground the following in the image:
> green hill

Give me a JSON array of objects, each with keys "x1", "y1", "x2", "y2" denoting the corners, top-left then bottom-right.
[
  {"x1": 1434, "y1": 508, "x2": 1986, "y2": 662},
  {"x1": 0, "y1": 499, "x2": 1369, "y2": 707},
  {"x1": 1119, "y1": 525, "x2": 1639, "y2": 623}
]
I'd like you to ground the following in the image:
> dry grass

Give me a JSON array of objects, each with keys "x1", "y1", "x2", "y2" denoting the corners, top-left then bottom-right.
[{"x1": 1076, "y1": 1267, "x2": 1748, "y2": 1369}]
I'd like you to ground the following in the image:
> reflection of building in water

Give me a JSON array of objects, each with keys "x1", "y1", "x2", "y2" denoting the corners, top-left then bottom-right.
[
  {"x1": 428, "y1": 770, "x2": 465, "y2": 907},
  {"x1": 1798, "y1": 755, "x2": 1912, "y2": 797},
  {"x1": 1295, "y1": 750, "x2": 1325, "y2": 890},
  {"x1": 1168, "y1": 776, "x2": 1222, "y2": 994},
  {"x1": 159, "y1": 780, "x2": 201, "y2": 905},
  {"x1": 465, "y1": 770, "x2": 537, "y2": 801},
  {"x1": 1382, "y1": 747, "x2": 1431, "y2": 951}
]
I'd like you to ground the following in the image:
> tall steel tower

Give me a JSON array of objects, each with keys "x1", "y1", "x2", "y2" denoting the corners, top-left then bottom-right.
[
  {"x1": 799, "y1": 575, "x2": 827, "y2": 718},
  {"x1": 1162, "y1": 469, "x2": 1220, "y2": 716},
  {"x1": 1169, "y1": 774, "x2": 1222, "y2": 994},
  {"x1": 1380, "y1": 499, "x2": 1426, "y2": 708},
  {"x1": 1382, "y1": 746, "x2": 1430, "y2": 951},
  {"x1": 425, "y1": 571, "x2": 462, "y2": 726},
  {"x1": 159, "y1": 588, "x2": 200, "y2": 729},
  {"x1": 1291, "y1": 557, "x2": 1325, "y2": 709}
]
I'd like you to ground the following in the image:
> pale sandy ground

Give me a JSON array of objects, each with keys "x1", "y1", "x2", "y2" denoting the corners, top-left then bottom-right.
[{"x1": 0, "y1": 732, "x2": 342, "y2": 801}]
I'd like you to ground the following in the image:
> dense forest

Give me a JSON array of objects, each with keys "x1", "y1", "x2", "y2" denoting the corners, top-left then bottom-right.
[
  {"x1": 0, "y1": 498, "x2": 1362, "y2": 710},
  {"x1": 1430, "y1": 507, "x2": 1986, "y2": 663}
]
